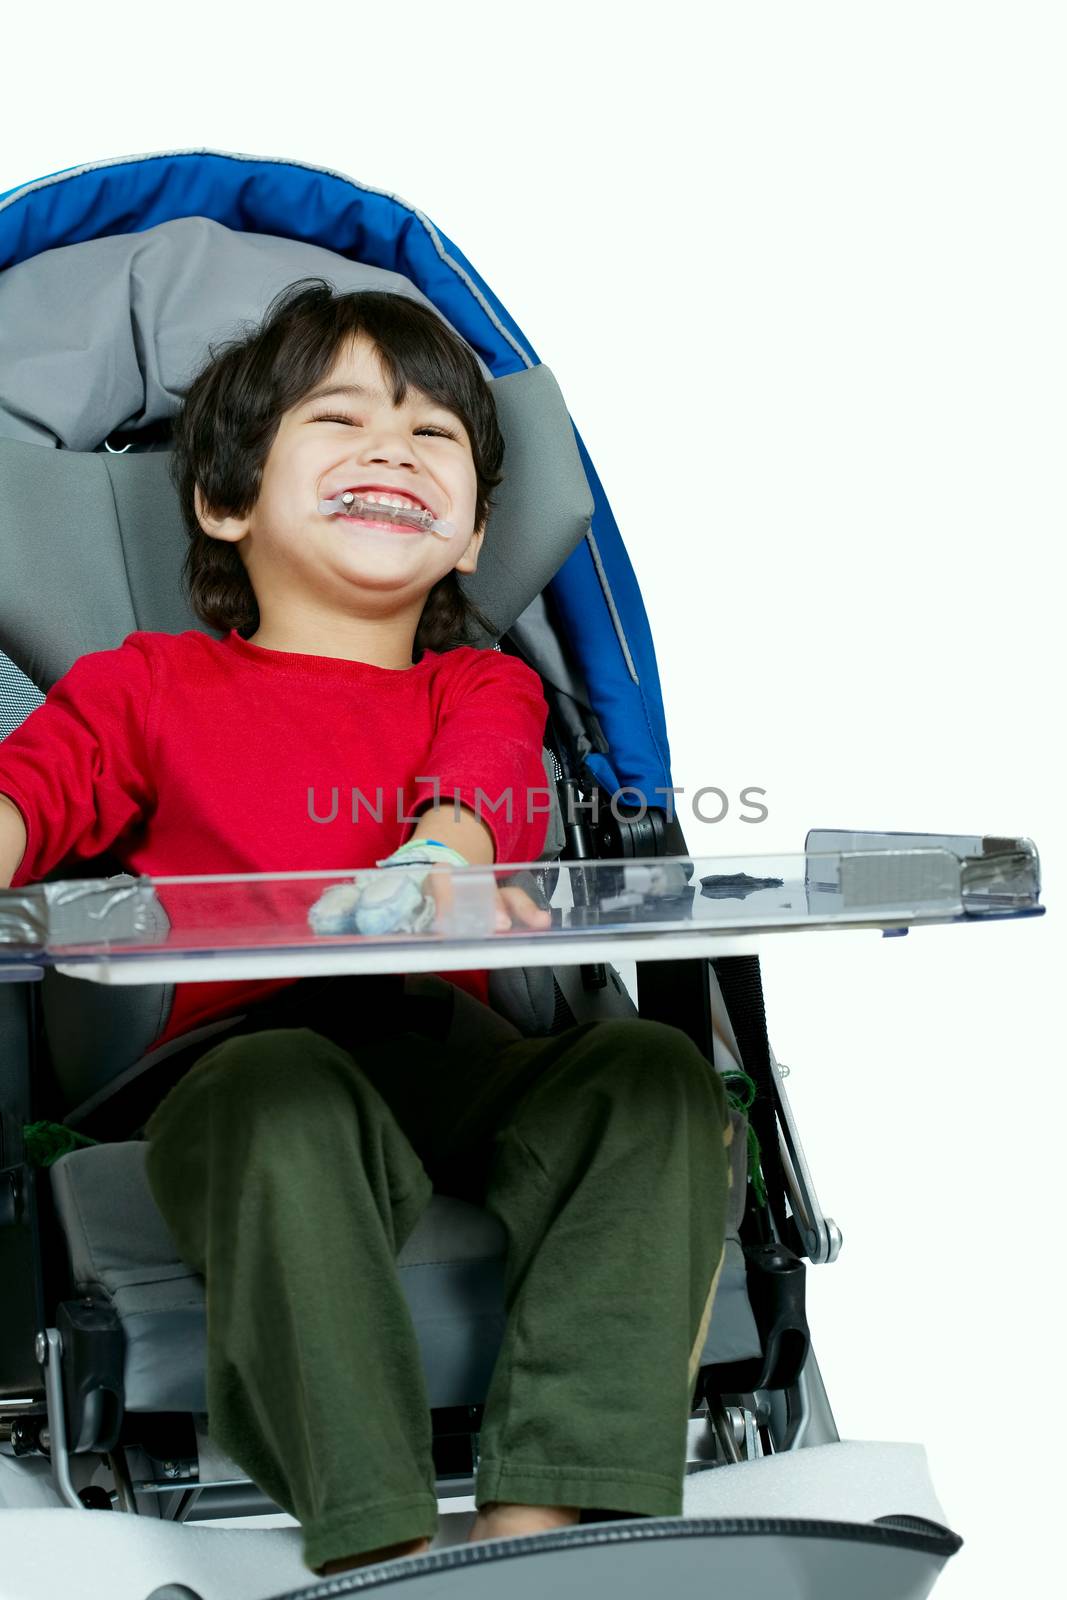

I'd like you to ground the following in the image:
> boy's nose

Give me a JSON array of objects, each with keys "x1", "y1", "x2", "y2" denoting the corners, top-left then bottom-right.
[{"x1": 358, "y1": 423, "x2": 419, "y2": 464}]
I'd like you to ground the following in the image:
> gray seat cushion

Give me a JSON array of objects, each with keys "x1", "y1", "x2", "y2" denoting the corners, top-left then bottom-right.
[{"x1": 49, "y1": 1133, "x2": 759, "y2": 1415}]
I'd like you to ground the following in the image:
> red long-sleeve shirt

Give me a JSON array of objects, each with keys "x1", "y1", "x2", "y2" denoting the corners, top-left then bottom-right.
[{"x1": 0, "y1": 628, "x2": 551, "y2": 1048}]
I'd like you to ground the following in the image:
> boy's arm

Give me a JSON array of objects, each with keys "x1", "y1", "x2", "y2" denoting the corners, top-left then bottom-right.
[
  {"x1": 408, "y1": 803, "x2": 495, "y2": 865},
  {"x1": 399, "y1": 651, "x2": 553, "y2": 933},
  {"x1": 0, "y1": 638, "x2": 156, "y2": 890},
  {"x1": 401, "y1": 650, "x2": 552, "y2": 868},
  {"x1": 0, "y1": 793, "x2": 28, "y2": 889},
  {"x1": 311, "y1": 651, "x2": 553, "y2": 936}
]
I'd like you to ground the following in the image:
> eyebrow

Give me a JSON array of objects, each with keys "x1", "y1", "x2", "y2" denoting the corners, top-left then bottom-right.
[
  {"x1": 300, "y1": 381, "x2": 453, "y2": 417},
  {"x1": 301, "y1": 382, "x2": 384, "y2": 407}
]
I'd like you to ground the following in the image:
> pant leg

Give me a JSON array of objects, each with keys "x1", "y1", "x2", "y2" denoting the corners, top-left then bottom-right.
[
  {"x1": 142, "y1": 1023, "x2": 440, "y2": 1573},
  {"x1": 428, "y1": 1017, "x2": 732, "y2": 1520},
  {"x1": 345, "y1": 987, "x2": 732, "y2": 1519}
]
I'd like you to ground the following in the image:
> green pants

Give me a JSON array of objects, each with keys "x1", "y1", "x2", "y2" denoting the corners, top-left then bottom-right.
[{"x1": 142, "y1": 972, "x2": 730, "y2": 1573}]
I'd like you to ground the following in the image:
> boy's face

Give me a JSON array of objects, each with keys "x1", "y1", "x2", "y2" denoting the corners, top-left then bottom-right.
[{"x1": 196, "y1": 333, "x2": 484, "y2": 616}]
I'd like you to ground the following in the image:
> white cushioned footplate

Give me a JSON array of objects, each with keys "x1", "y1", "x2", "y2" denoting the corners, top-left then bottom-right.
[{"x1": 0, "y1": 1443, "x2": 954, "y2": 1600}]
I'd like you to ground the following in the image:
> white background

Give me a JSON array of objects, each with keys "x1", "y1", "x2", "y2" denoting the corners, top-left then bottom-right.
[{"x1": 2, "y1": 3, "x2": 1063, "y2": 1593}]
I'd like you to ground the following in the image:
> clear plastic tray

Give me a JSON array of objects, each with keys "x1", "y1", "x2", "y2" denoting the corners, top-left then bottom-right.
[{"x1": 0, "y1": 831, "x2": 1042, "y2": 985}]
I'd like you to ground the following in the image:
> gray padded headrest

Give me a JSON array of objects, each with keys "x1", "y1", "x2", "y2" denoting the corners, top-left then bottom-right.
[{"x1": 0, "y1": 216, "x2": 492, "y2": 449}]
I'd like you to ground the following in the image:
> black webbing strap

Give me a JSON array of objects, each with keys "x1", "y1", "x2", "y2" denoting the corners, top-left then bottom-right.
[{"x1": 711, "y1": 954, "x2": 802, "y2": 1256}]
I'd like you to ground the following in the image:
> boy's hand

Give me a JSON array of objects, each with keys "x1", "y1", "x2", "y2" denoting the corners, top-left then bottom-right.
[
  {"x1": 307, "y1": 857, "x2": 441, "y2": 938},
  {"x1": 426, "y1": 872, "x2": 552, "y2": 934},
  {"x1": 495, "y1": 882, "x2": 553, "y2": 932},
  {"x1": 405, "y1": 810, "x2": 551, "y2": 930},
  {"x1": 307, "y1": 845, "x2": 553, "y2": 938}
]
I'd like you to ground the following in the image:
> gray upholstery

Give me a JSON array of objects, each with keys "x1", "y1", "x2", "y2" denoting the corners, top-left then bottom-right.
[
  {"x1": 49, "y1": 1105, "x2": 759, "y2": 1413},
  {"x1": 486, "y1": 965, "x2": 555, "y2": 1040},
  {"x1": 0, "y1": 216, "x2": 494, "y2": 451}
]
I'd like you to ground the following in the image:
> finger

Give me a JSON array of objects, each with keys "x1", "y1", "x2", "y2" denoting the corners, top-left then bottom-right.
[
  {"x1": 426, "y1": 865, "x2": 455, "y2": 925},
  {"x1": 498, "y1": 885, "x2": 552, "y2": 929},
  {"x1": 429, "y1": 866, "x2": 502, "y2": 936}
]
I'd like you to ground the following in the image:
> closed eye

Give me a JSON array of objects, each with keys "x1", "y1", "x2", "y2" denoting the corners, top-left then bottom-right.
[{"x1": 310, "y1": 411, "x2": 457, "y2": 440}]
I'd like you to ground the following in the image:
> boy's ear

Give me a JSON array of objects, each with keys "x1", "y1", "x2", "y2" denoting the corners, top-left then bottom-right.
[
  {"x1": 452, "y1": 525, "x2": 485, "y2": 576},
  {"x1": 194, "y1": 484, "x2": 248, "y2": 543}
]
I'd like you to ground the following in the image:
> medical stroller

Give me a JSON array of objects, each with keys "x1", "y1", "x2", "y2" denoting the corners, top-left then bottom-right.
[{"x1": 0, "y1": 150, "x2": 972, "y2": 1599}]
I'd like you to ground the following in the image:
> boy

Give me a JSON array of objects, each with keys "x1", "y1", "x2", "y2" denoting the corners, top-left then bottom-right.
[{"x1": 0, "y1": 283, "x2": 731, "y2": 1575}]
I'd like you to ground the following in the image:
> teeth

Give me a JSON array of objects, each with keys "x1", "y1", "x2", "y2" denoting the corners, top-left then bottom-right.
[{"x1": 344, "y1": 491, "x2": 425, "y2": 514}]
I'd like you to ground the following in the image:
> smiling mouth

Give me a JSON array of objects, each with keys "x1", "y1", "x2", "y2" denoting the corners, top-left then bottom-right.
[
  {"x1": 317, "y1": 491, "x2": 457, "y2": 541},
  {"x1": 322, "y1": 490, "x2": 435, "y2": 532}
]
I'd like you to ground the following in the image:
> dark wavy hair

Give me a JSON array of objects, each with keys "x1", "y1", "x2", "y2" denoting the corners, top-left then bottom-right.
[{"x1": 169, "y1": 281, "x2": 502, "y2": 653}]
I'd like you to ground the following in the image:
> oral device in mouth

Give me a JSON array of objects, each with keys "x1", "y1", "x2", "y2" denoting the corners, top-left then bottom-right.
[{"x1": 317, "y1": 491, "x2": 456, "y2": 539}]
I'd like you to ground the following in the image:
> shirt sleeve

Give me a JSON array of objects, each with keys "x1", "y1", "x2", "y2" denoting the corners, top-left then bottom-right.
[
  {"x1": 0, "y1": 634, "x2": 156, "y2": 889},
  {"x1": 404, "y1": 648, "x2": 552, "y2": 865}
]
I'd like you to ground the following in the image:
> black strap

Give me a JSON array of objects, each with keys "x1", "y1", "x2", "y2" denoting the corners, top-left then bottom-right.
[
  {"x1": 72, "y1": 972, "x2": 409, "y2": 1142},
  {"x1": 712, "y1": 954, "x2": 802, "y2": 1256}
]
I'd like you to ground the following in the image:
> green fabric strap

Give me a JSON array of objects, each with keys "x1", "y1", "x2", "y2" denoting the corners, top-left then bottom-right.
[
  {"x1": 720, "y1": 1069, "x2": 768, "y2": 1208},
  {"x1": 22, "y1": 1120, "x2": 100, "y2": 1168}
]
